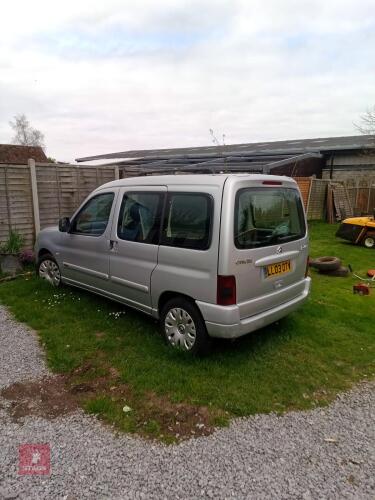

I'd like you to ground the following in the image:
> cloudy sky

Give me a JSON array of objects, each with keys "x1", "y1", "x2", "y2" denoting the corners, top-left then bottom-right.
[{"x1": 0, "y1": 0, "x2": 374, "y2": 162}]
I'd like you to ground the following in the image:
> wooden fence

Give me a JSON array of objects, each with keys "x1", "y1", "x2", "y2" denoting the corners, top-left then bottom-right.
[
  {"x1": 0, "y1": 161, "x2": 118, "y2": 249},
  {"x1": 295, "y1": 177, "x2": 375, "y2": 221},
  {"x1": 346, "y1": 180, "x2": 375, "y2": 216},
  {"x1": 307, "y1": 178, "x2": 330, "y2": 220},
  {"x1": 294, "y1": 177, "x2": 329, "y2": 219}
]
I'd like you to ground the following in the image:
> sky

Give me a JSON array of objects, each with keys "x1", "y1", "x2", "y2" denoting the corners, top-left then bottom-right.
[{"x1": 0, "y1": 0, "x2": 374, "y2": 162}]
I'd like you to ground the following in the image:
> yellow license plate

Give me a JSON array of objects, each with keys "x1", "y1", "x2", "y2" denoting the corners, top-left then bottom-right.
[{"x1": 266, "y1": 260, "x2": 291, "y2": 277}]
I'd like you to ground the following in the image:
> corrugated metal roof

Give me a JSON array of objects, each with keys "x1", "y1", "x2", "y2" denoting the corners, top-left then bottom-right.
[
  {"x1": 76, "y1": 135, "x2": 375, "y2": 163},
  {"x1": 97, "y1": 152, "x2": 321, "y2": 176}
]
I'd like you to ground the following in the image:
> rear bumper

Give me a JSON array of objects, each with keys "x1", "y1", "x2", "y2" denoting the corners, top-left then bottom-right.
[{"x1": 197, "y1": 277, "x2": 311, "y2": 339}]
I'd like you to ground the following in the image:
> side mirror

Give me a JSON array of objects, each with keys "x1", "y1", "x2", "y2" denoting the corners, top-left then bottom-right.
[{"x1": 59, "y1": 217, "x2": 71, "y2": 232}]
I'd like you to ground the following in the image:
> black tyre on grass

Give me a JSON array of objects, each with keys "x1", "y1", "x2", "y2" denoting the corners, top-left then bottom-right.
[
  {"x1": 37, "y1": 253, "x2": 62, "y2": 287},
  {"x1": 318, "y1": 266, "x2": 350, "y2": 277},
  {"x1": 311, "y1": 256, "x2": 341, "y2": 272},
  {"x1": 160, "y1": 297, "x2": 212, "y2": 356}
]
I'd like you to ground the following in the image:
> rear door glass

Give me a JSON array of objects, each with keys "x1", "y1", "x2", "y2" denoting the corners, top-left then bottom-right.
[
  {"x1": 235, "y1": 187, "x2": 306, "y2": 249},
  {"x1": 161, "y1": 193, "x2": 212, "y2": 250},
  {"x1": 117, "y1": 192, "x2": 164, "y2": 244}
]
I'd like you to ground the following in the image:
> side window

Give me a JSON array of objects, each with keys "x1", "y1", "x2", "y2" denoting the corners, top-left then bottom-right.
[
  {"x1": 117, "y1": 192, "x2": 163, "y2": 244},
  {"x1": 71, "y1": 192, "x2": 114, "y2": 236},
  {"x1": 161, "y1": 193, "x2": 212, "y2": 250}
]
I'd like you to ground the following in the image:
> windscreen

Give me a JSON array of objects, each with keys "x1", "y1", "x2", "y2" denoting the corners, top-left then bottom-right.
[{"x1": 234, "y1": 187, "x2": 306, "y2": 249}]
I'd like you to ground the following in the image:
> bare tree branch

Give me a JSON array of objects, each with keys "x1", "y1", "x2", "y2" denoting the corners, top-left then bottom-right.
[
  {"x1": 354, "y1": 106, "x2": 375, "y2": 135},
  {"x1": 9, "y1": 114, "x2": 45, "y2": 149}
]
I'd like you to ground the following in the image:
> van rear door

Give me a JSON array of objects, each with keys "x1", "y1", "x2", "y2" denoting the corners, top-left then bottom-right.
[{"x1": 220, "y1": 177, "x2": 308, "y2": 319}]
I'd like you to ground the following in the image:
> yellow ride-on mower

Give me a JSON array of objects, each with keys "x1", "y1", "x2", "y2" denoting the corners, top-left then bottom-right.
[{"x1": 336, "y1": 215, "x2": 375, "y2": 249}]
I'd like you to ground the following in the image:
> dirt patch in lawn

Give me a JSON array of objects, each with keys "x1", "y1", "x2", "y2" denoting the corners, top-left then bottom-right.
[
  {"x1": 0, "y1": 375, "x2": 79, "y2": 421},
  {"x1": 139, "y1": 391, "x2": 217, "y2": 440}
]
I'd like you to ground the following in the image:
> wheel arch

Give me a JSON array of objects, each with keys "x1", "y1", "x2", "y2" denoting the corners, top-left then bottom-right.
[
  {"x1": 37, "y1": 247, "x2": 53, "y2": 260},
  {"x1": 158, "y1": 291, "x2": 198, "y2": 314}
]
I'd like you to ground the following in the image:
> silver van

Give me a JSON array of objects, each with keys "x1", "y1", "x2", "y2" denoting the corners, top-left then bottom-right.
[{"x1": 35, "y1": 174, "x2": 311, "y2": 355}]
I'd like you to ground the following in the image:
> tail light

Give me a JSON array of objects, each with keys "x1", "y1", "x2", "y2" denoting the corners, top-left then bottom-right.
[
  {"x1": 217, "y1": 275, "x2": 236, "y2": 306},
  {"x1": 305, "y1": 256, "x2": 310, "y2": 277}
]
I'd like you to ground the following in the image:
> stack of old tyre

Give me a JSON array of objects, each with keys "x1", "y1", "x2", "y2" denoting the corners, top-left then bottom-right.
[{"x1": 309, "y1": 256, "x2": 349, "y2": 277}]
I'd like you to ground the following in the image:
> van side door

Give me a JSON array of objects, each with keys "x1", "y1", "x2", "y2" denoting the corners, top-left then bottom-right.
[
  {"x1": 59, "y1": 189, "x2": 117, "y2": 291},
  {"x1": 108, "y1": 186, "x2": 166, "y2": 314}
]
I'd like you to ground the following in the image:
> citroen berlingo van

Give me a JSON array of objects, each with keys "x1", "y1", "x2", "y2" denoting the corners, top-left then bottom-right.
[{"x1": 35, "y1": 174, "x2": 311, "y2": 355}]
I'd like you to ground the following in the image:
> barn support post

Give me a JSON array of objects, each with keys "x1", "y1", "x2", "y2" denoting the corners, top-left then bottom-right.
[
  {"x1": 329, "y1": 154, "x2": 334, "y2": 180},
  {"x1": 367, "y1": 183, "x2": 372, "y2": 213},
  {"x1": 355, "y1": 179, "x2": 360, "y2": 214},
  {"x1": 28, "y1": 158, "x2": 41, "y2": 238}
]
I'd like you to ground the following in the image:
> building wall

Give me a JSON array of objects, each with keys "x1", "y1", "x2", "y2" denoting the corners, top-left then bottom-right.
[
  {"x1": 322, "y1": 167, "x2": 375, "y2": 183},
  {"x1": 322, "y1": 151, "x2": 375, "y2": 182}
]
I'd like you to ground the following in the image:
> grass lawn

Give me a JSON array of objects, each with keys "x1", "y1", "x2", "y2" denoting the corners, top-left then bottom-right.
[{"x1": 0, "y1": 222, "x2": 374, "y2": 442}]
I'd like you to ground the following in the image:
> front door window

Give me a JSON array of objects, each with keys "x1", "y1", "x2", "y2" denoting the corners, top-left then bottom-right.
[{"x1": 71, "y1": 192, "x2": 114, "y2": 236}]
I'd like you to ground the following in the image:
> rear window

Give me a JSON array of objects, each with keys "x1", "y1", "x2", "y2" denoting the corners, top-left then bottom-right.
[{"x1": 234, "y1": 187, "x2": 306, "y2": 249}]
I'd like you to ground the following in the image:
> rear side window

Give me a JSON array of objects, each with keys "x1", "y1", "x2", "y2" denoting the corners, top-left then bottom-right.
[
  {"x1": 117, "y1": 192, "x2": 164, "y2": 244},
  {"x1": 161, "y1": 193, "x2": 212, "y2": 250},
  {"x1": 235, "y1": 187, "x2": 306, "y2": 249}
]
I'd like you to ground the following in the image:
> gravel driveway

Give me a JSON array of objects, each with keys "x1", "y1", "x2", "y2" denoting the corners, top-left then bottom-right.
[{"x1": 0, "y1": 304, "x2": 374, "y2": 500}]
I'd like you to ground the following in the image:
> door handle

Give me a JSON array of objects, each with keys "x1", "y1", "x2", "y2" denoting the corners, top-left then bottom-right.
[{"x1": 109, "y1": 240, "x2": 118, "y2": 251}]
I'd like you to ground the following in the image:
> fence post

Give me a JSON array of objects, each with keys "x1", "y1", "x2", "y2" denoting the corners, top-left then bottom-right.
[
  {"x1": 305, "y1": 178, "x2": 313, "y2": 220},
  {"x1": 114, "y1": 166, "x2": 120, "y2": 180},
  {"x1": 28, "y1": 158, "x2": 40, "y2": 238}
]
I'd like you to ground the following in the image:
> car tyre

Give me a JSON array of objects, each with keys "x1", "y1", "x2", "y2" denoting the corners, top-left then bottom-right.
[
  {"x1": 311, "y1": 256, "x2": 341, "y2": 272},
  {"x1": 37, "y1": 253, "x2": 62, "y2": 287},
  {"x1": 318, "y1": 265, "x2": 350, "y2": 277},
  {"x1": 160, "y1": 297, "x2": 212, "y2": 356}
]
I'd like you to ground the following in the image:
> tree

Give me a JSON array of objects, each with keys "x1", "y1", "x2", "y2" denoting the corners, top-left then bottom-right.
[
  {"x1": 209, "y1": 128, "x2": 226, "y2": 146},
  {"x1": 9, "y1": 114, "x2": 45, "y2": 148},
  {"x1": 355, "y1": 106, "x2": 375, "y2": 135}
]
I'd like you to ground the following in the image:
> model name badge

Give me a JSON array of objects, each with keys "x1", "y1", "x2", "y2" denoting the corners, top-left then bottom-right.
[{"x1": 236, "y1": 258, "x2": 253, "y2": 265}]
